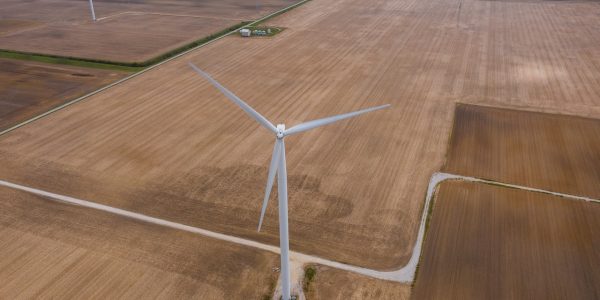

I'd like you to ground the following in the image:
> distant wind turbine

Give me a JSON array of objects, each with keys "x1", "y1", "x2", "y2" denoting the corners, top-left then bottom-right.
[
  {"x1": 189, "y1": 63, "x2": 390, "y2": 300},
  {"x1": 88, "y1": 0, "x2": 96, "y2": 21}
]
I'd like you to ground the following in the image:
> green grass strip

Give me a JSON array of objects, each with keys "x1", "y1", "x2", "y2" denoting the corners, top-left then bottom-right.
[{"x1": 0, "y1": 50, "x2": 143, "y2": 72}]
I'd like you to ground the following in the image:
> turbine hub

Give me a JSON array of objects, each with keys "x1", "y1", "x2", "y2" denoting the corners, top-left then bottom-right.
[{"x1": 276, "y1": 124, "x2": 285, "y2": 139}]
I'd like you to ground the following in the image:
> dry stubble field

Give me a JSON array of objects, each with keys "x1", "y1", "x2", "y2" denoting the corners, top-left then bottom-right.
[
  {"x1": 0, "y1": 186, "x2": 279, "y2": 299},
  {"x1": 1, "y1": 0, "x2": 600, "y2": 271},
  {"x1": 0, "y1": 58, "x2": 126, "y2": 131},
  {"x1": 412, "y1": 181, "x2": 600, "y2": 299},
  {"x1": 0, "y1": 0, "x2": 300, "y2": 62},
  {"x1": 304, "y1": 265, "x2": 410, "y2": 300}
]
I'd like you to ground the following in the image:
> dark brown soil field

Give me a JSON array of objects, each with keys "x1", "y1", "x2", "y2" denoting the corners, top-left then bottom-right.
[
  {"x1": 0, "y1": 58, "x2": 126, "y2": 131},
  {"x1": 1, "y1": 0, "x2": 600, "y2": 271},
  {"x1": 444, "y1": 104, "x2": 600, "y2": 199},
  {"x1": 412, "y1": 181, "x2": 600, "y2": 300},
  {"x1": 305, "y1": 265, "x2": 410, "y2": 300},
  {"x1": 0, "y1": 0, "x2": 301, "y2": 62},
  {"x1": 0, "y1": 185, "x2": 279, "y2": 298}
]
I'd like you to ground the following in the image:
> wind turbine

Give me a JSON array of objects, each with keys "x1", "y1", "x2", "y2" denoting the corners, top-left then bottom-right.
[
  {"x1": 189, "y1": 63, "x2": 390, "y2": 300},
  {"x1": 88, "y1": 0, "x2": 96, "y2": 21}
]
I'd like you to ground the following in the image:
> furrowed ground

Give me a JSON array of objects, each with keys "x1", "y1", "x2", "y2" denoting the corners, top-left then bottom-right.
[
  {"x1": 412, "y1": 181, "x2": 600, "y2": 299},
  {"x1": 0, "y1": 186, "x2": 279, "y2": 299},
  {"x1": 304, "y1": 265, "x2": 411, "y2": 299},
  {"x1": 0, "y1": 0, "x2": 599, "y2": 270},
  {"x1": 444, "y1": 104, "x2": 600, "y2": 199},
  {"x1": 0, "y1": 58, "x2": 126, "y2": 131},
  {"x1": 410, "y1": 104, "x2": 600, "y2": 299}
]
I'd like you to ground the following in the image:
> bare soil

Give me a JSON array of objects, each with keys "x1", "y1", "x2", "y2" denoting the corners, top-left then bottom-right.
[
  {"x1": 444, "y1": 104, "x2": 600, "y2": 199},
  {"x1": 1, "y1": 0, "x2": 600, "y2": 270},
  {"x1": 305, "y1": 265, "x2": 411, "y2": 300},
  {"x1": 0, "y1": 19, "x2": 41, "y2": 36},
  {"x1": 0, "y1": 58, "x2": 126, "y2": 131},
  {"x1": 0, "y1": 186, "x2": 279, "y2": 299},
  {"x1": 412, "y1": 181, "x2": 600, "y2": 299},
  {"x1": 0, "y1": 0, "x2": 301, "y2": 62}
]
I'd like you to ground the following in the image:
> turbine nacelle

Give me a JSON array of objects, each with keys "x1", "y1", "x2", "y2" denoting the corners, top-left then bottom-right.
[{"x1": 276, "y1": 124, "x2": 285, "y2": 139}]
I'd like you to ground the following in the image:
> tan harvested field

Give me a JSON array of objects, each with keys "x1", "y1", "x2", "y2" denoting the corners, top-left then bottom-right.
[
  {"x1": 1, "y1": 0, "x2": 600, "y2": 270},
  {"x1": 0, "y1": 0, "x2": 300, "y2": 62},
  {"x1": 444, "y1": 104, "x2": 600, "y2": 199},
  {"x1": 0, "y1": 186, "x2": 279, "y2": 299},
  {"x1": 305, "y1": 265, "x2": 411, "y2": 300},
  {"x1": 0, "y1": 19, "x2": 41, "y2": 35},
  {"x1": 0, "y1": 58, "x2": 126, "y2": 131},
  {"x1": 412, "y1": 181, "x2": 600, "y2": 299}
]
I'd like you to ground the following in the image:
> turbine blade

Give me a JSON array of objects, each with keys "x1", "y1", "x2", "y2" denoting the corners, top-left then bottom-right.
[
  {"x1": 258, "y1": 139, "x2": 282, "y2": 231},
  {"x1": 189, "y1": 63, "x2": 277, "y2": 134},
  {"x1": 284, "y1": 104, "x2": 390, "y2": 136}
]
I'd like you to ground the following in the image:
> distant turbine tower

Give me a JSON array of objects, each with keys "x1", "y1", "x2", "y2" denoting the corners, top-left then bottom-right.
[
  {"x1": 88, "y1": 0, "x2": 96, "y2": 21},
  {"x1": 189, "y1": 63, "x2": 390, "y2": 300}
]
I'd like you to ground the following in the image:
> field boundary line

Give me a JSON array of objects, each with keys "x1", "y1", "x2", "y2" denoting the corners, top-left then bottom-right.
[{"x1": 0, "y1": 0, "x2": 311, "y2": 137}]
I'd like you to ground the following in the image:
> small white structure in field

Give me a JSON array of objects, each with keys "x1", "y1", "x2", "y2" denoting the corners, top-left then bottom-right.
[{"x1": 240, "y1": 29, "x2": 251, "y2": 37}]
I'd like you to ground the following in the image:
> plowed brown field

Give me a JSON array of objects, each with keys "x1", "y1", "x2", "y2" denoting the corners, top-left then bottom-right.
[
  {"x1": 1, "y1": 0, "x2": 600, "y2": 270},
  {"x1": 0, "y1": 58, "x2": 126, "y2": 131},
  {"x1": 0, "y1": 0, "x2": 300, "y2": 62},
  {"x1": 412, "y1": 181, "x2": 600, "y2": 299},
  {"x1": 0, "y1": 186, "x2": 279, "y2": 299},
  {"x1": 444, "y1": 104, "x2": 600, "y2": 199}
]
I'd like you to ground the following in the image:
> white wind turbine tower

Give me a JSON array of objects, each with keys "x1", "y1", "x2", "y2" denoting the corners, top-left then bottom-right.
[
  {"x1": 189, "y1": 63, "x2": 390, "y2": 300},
  {"x1": 88, "y1": 0, "x2": 96, "y2": 21}
]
